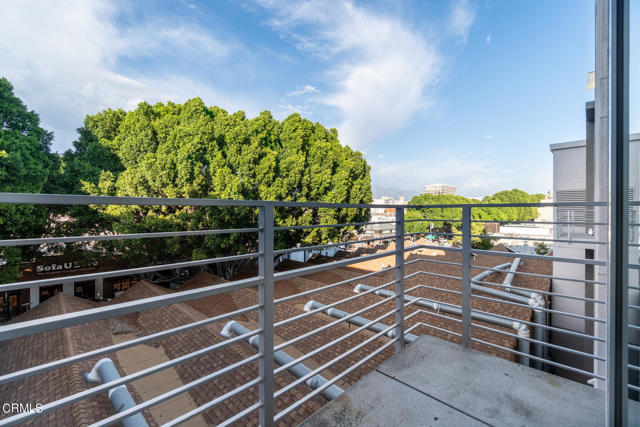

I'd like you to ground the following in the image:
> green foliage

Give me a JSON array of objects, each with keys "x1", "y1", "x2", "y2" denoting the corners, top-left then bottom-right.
[
  {"x1": 0, "y1": 77, "x2": 56, "y2": 283},
  {"x1": 67, "y1": 99, "x2": 371, "y2": 277},
  {"x1": 406, "y1": 189, "x2": 544, "y2": 250},
  {"x1": 535, "y1": 243, "x2": 550, "y2": 255}
]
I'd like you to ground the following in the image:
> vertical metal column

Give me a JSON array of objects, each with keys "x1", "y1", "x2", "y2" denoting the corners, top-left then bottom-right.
[
  {"x1": 394, "y1": 206, "x2": 405, "y2": 352},
  {"x1": 258, "y1": 205, "x2": 275, "y2": 426},
  {"x1": 461, "y1": 206, "x2": 472, "y2": 348},
  {"x1": 608, "y1": 0, "x2": 630, "y2": 425}
]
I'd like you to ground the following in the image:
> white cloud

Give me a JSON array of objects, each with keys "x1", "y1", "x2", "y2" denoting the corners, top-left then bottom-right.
[
  {"x1": 483, "y1": 134, "x2": 494, "y2": 139},
  {"x1": 255, "y1": 1, "x2": 441, "y2": 149},
  {"x1": 450, "y1": 0, "x2": 477, "y2": 42},
  {"x1": 287, "y1": 84, "x2": 320, "y2": 96},
  {"x1": 277, "y1": 102, "x2": 311, "y2": 117},
  {"x1": 0, "y1": 0, "x2": 249, "y2": 151},
  {"x1": 486, "y1": 34, "x2": 492, "y2": 45}
]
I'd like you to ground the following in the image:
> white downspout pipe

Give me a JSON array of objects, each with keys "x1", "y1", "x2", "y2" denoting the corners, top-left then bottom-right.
[
  {"x1": 84, "y1": 358, "x2": 148, "y2": 427},
  {"x1": 354, "y1": 284, "x2": 531, "y2": 366},
  {"x1": 303, "y1": 300, "x2": 419, "y2": 344},
  {"x1": 221, "y1": 321, "x2": 343, "y2": 401}
]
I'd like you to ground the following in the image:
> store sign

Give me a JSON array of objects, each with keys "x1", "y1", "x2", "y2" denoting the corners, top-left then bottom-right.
[{"x1": 35, "y1": 260, "x2": 98, "y2": 275}]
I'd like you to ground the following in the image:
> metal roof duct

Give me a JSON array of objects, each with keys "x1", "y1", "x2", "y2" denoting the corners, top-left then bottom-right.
[
  {"x1": 220, "y1": 320, "x2": 343, "y2": 401},
  {"x1": 84, "y1": 358, "x2": 148, "y2": 427},
  {"x1": 303, "y1": 300, "x2": 418, "y2": 344}
]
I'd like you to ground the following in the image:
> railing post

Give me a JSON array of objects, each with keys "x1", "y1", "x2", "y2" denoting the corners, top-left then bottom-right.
[
  {"x1": 394, "y1": 206, "x2": 405, "y2": 352},
  {"x1": 461, "y1": 206, "x2": 472, "y2": 348},
  {"x1": 609, "y1": 0, "x2": 629, "y2": 424},
  {"x1": 258, "y1": 205, "x2": 275, "y2": 426}
]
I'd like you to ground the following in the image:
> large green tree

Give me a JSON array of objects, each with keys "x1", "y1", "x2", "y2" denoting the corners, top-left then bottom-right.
[
  {"x1": 0, "y1": 77, "x2": 56, "y2": 283},
  {"x1": 71, "y1": 99, "x2": 372, "y2": 278}
]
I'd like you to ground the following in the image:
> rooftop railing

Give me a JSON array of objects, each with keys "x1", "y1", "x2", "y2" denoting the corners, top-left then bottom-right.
[{"x1": 0, "y1": 193, "x2": 636, "y2": 426}]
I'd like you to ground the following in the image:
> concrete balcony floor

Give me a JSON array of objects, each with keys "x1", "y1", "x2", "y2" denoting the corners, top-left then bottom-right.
[{"x1": 301, "y1": 335, "x2": 639, "y2": 426}]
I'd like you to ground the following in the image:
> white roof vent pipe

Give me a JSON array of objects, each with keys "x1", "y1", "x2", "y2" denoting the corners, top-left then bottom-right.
[
  {"x1": 84, "y1": 358, "x2": 148, "y2": 427},
  {"x1": 304, "y1": 300, "x2": 418, "y2": 343},
  {"x1": 221, "y1": 320, "x2": 343, "y2": 401},
  {"x1": 354, "y1": 284, "x2": 532, "y2": 366}
]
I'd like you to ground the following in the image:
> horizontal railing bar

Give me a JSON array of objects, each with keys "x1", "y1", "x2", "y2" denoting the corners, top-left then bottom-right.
[
  {"x1": 470, "y1": 234, "x2": 606, "y2": 246},
  {"x1": 629, "y1": 304, "x2": 640, "y2": 311},
  {"x1": 0, "y1": 303, "x2": 260, "y2": 385},
  {"x1": 0, "y1": 275, "x2": 263, "y2": 341},
  {"x1": 471, "y1": 219, "x2": 608, "y2": 226},
  {"x1": 403, "y1": 218, "x2": 461, "y2": 223},
  {"x1": 274, "y1": 319, "x2": 398, "y2": 398},
  {"x1": 274, "y1": 279, "x2": 397, "y2": 328},
  {"x1": 469, "y1": 306, "x2": 606, "y2": 342},
  {"x1": 404, "y1": 306, "x2": 463, "y2": 324},
  {"x1": 470, "y1": 248, "x2": 607, "y2": 266},
  {"x1": 402, "y1": 240, "x2": 463, "y2": 253},
  {"x1": 273, "y1": 247, "x2": 401, "y2": 281},
  {"x1": 274, "y1": 266, "x2": 396, "y2": 305},
  {"x1": 629, "y1": 384, "x2": 640, "y2": 392},
  {"x1": 629, "y1": 364, "x2": 640, "y2": 372},
  {"x1": 274, "y1": 235, "x2": 392, "y2": 255},
  {"x1": 405, "y1": 201, "x2": 608, "y2": 208},
  {"x1": 472, "y1": 278, "x2": 606, "y2": 304},
  {"x1": 405, "y1": 283, "x2": 462, "y2": 296},
  {"x1": 405, "y1": 321, "x2": 462, "y2": 337},
  {"x1": 471, "y1": 322, "x2": 607, "y2": 361},
  {"x1": 94, "y1": 369, "x2": 263, "y2": 427},
  {"x1": 469, "y1": 337, "x2": 605, "y2": 380},
  {"x1": 629, "y1": 263, "x2": 640, "y2": 270},
  {"x1": 630, "y1": 343, "x2": 640, "y2": 352},
  {"x1": 407, "y1": 231, "x2": 461, "y2": 238},
  {"x1": 274, "y1": 294, "x2": 397, "y2": 352},
  {"x1": 469, "y1": 264, "x2": 607, "y2": 286},
  {"x1": 274, "y1": 220, "x2": 395, "y2": 231},
  {"x1": 0, "y1": 192, "x2": 606, "y2": 209},
  {"x1": 274, "y1": 306, "x2": 398, "y2": 376},
  {"x1": 0, "y1": 227, "x2": 260, "y2": 247},
  {"x1": 216, "y1": 402, "x2": 262, "y2": 427},
  {"x1": 629, "y1": 324, "x2": 640, "y2": 331},
  {"x1": 405, "y1": 270, "x2": 462, "y2": 282},
  {"x1": 404, "y1": 258, "x2": 463, "y2": 267},
  {"x1": 0, "y1": 252, "x2": 259, "y2": 292},
  {"x1": 470, "y1": 293, "x2": 607, "y2": 323},
  {"x1": 162, "y1": 380, "x2": 262, "y2": 427},
  {"x1": 0, "y1": 335, "x2": 262, "y2": 426},
  {"x1": 274, "y1": 338, "x2": 398, "y2": 421}
]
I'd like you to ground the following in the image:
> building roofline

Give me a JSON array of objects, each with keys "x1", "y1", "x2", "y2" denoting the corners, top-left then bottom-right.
[{"x1": 550, "y1": 133, "x2": 640, "y2": 153}]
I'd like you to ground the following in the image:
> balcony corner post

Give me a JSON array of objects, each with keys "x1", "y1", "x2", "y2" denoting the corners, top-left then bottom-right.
[
  {"x1": 258, "y1": 204, "x2": 275, "y2": 426},
  {"x1": 461, "y1": 206, "x2": 472, "y2": 348},
  {"x1": 395, "y1": 206, "x2": 406, "y2": 352}
]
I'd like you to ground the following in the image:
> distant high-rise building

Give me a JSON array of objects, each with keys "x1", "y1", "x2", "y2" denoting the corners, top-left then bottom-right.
[{"x1": 423, "y1": 184, "x2": 456, "y2": 195}]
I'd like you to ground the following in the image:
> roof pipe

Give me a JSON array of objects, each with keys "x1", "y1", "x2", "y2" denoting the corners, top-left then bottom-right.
[
  {"x1": 220, "y1": 321, "x2": 343, "y2": 401},
  {"x1": 354, "y1": 284, "x2": 531, "y2": 366},
  {"x1": 303, "y1": 300, "x2": 418, "y2": 344},
  {"x1": 471, "y1": 259, "x2": 547, "y2": 368},
  {"x1": 502, "y1": 257, "x2": 521, "y2": 292},
  {"x1": 84, "y1": 358, "x2": 148, "y2": 427}
]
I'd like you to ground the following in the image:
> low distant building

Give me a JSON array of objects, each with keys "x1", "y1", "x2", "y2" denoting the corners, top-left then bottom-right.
[{"x1": 424, "y1": 184, "x2": 456, "y2": 196}]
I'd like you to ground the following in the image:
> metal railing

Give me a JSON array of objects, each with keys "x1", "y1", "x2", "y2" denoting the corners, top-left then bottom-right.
[{"x1": 0, "y1": 193, "x2": 636, "y2": 426}]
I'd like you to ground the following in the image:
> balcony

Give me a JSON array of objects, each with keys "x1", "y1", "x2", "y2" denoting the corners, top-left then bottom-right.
[{"x1": 0, "y1": 193, "x2": 638, "y2": 426}]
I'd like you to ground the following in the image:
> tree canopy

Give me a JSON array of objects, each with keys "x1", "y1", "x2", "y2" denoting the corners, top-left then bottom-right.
[
  {"x1": 0, "y1": 78, "x2": 56, "y2": 282},
  {"x1": 68, "y1": 99, "x2": 372, "y2": 277}
]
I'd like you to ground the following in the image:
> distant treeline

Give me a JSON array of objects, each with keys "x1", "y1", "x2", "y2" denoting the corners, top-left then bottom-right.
[{"x1": 405, "y1": 190, "x2": 545, "y2": 234}]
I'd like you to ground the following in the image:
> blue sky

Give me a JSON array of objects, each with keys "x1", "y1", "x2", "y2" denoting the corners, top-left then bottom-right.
[{"x1": 0, "y1": 0, "x2": 638, "y2": 198}]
